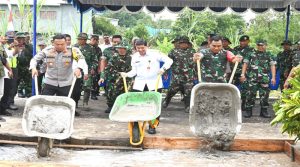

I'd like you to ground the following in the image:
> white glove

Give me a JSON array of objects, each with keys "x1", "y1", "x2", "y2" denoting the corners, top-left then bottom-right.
[
  {"x1": 120, "y1": 72, "x2": 128, "y2": 78},
  {"x1": 158, "y1": 69, "x2": 165, "y2": 75}
]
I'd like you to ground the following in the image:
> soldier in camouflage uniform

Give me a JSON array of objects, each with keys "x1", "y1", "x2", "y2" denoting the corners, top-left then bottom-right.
[
  {"x1": 284, "y1": 42, "x2": 300, "y2": 89},
  {"x1": 232, "y1": 35, "x2": 255, "y2": 111},
  {"x1": 193, "y1": 35, "x2": 242, "y2": 83},
  {"x1": 74, "y1": 33, "x2": 98, "y2": 106},
  {"x1": 240, "y1": 40, "x2": 276, "y2": 118},
  {"x1": 100, "y1": 35, "x2": 122, "y2": 113},
  {"x1": 222, "y1": 37, "x2": 233, "y2": 51},
  {"x1": 277, "y1": 40, "x2": 293, "y2": 91},
  {"x1": 89, "y1": 34, "x2": 102, "y2": 100},
  {"x1": 16, "y1": 32, "x2": 33, "y2": 97},
  {"x1": 99, "y1": 41, "x2": 131, "y2": 113},
  {"x1": 162, "y1": 36, "x2": 196, "y2": 112}
]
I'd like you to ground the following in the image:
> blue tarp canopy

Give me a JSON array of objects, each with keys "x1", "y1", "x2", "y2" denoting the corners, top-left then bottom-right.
[{"x1": 66, "y1": 0, "x2": 300, "y2": 13}]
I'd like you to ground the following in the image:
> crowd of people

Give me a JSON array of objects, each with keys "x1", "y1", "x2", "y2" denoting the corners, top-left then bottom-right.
[{"x1": 0, "y1": 31, "x2": 299, "y2": 134}]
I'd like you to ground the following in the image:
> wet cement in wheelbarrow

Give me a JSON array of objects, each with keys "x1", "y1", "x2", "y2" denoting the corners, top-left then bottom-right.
[
  {"x1": 110, "y1": 103, "x2": 158, "y2": 122},
  {"x1": 190, "y1": 88, "x2": 239, "y2": 151},
  {"x1": 27, "y1": 104, "x2": 71, "y2": 134}
]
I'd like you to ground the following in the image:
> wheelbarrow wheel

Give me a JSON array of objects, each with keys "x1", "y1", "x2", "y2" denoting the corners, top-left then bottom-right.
[
  {"x1": 132, "y1": 122, "x2": 140, "y2": 143},
  {"x1": 37, "y1": 137, "x2": 51, "y2": 157}
]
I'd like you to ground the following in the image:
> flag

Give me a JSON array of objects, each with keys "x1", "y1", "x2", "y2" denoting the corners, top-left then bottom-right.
[{"x1": 7, "y1": 0, "x2": 14, "y2": 31}]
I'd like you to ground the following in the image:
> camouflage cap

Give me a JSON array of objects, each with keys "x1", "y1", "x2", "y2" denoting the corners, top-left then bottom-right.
[
  {"x1": 281, "y1": 40, "x2": 292, "y2": 46},
  {"x1": 256, "y1": 39, "x2": 267, "y2": 45},
  {"x1": 171, "y1": 36, "x2": 181, "y2": 44},
  {"x1": 77, "y1": 32, "x2": 88, "y2": 40},
  {"x1": 15, "y1": 32, "x2": 26, "y2": 38},
  {"x1": 115, "y1": 41, "x2": 128, "y2": 49},
  {"x1": 91, "y1": 34, "x2": 99, "y2": 39},
  {"x1": 222, "y1": 37, "x2": 231, "y2": 44},
  {"x1": 178, "y1": 36, "x2": 191, "y2": 44},
  {"x1": 239, "y1": 35, "x2": 250, "y2": 41}
]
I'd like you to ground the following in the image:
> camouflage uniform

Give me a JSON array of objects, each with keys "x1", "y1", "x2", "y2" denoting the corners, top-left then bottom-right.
[
  {"x1": 90, "y1": 42, "x2": 102, "y2": 99},
  {"x1": 243, "y1": 50, "x2": 276, "y2": 115},
  {"x1": 292, "y1": 49, "x2": 300, "y2": 68},
  {"x1": 101, "y1": 51, "x2": 131, "y2": 109},
  {"x1": 232, "y1": 45, "x2": 255, "y2": 110},
  {"x1": 74, "y1": 42, "x2": 97, "y2": 105},
  {"x1": 101, "y1": 46, "x2": 118, "y2": 97},
  {"x1": 0, "y1": 45, "x2": 7, "y2": 78},
  {"x1": 277, "y1": 49, "x2": 293, "y2": 90},
  {"x1": 164, "y1": 47, "x2": 196, "y2": 109},
  {"x1": 200, "y1": 48, "x2": 232, "y2": 83},
  {"x1": 17, "y1": 43, "x2": 33, "y2": 97}
]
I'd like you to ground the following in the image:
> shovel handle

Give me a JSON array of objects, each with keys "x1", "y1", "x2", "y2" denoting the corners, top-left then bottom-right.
[
  {"x1": 229, "y1": 61, "x2": 239, "y2": 84},
  {"x1": 67, "y1": 76, "x2": 77, "y2": 98},
  {"x1": 196, "y1": 59, "x2": 202, "y2": 83},
  {"x1": 122, "y1": 76, "x2": 128, "y2": 93},
  {"x1": 34, "y1": 75, "x2": 39, "y2": 96}
]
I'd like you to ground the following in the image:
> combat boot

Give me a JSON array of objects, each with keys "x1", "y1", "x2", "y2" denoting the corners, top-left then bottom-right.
[
  {"x1": 147, "y1": 125, "x2": 156, "y2": 134},
  {"x1": 162, "y1": 98, "x2": 171, "y2": 108},
  {"x1": 243, "y1": 110, "x2": 252, "y2": 118},
  {"x1": 105, "y1": 107, "x2": 112, "y2": 113},
  {"x1": 260, "y1": 108, "x2": 271, "y2": 118}
]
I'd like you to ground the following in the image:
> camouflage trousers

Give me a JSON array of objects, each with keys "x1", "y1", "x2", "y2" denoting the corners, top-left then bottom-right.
[
  {"x1": 164, "y1": 81, "x2": 194, "y2": 108},
  {"x1": 83, "y1": 74, "x2": 93, "y2": 105},
  {"x1": 106, "y1": 79, "x2": 128, "y2": 107},
  {"x1": 18, "y1": 67, "x2": 32, "y2": 97},
  {"x1": 244, "y1": 81, "x2": 270, "y2": 111},
  {"x1": 279, "y1": 73, "x2": 288, "y2": 91}
]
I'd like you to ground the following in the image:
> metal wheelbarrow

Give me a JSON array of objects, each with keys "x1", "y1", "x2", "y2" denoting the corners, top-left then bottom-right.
[
  {"x1": 22, "y1": 76, "x2": 77, "y2": 157},
  {"x1": 189, "y1": 59, "x2": 242, "y2": 150},
  {"x1": 109, "y1": 75, "x2": 162, "y2": 146}
]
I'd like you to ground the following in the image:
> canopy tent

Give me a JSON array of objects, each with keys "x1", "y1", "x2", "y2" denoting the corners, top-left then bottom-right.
[{"x1": 66, "y1": 0, "x2": 300, "y2": 13}]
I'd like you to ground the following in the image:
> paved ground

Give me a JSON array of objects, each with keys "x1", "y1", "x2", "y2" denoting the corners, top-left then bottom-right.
[
  {"x1": 0, "y1": 94, "x2": 291, "y2": 141},
  {"x1": 0, "y1": 93, "x2": 298, "y2": 166}
]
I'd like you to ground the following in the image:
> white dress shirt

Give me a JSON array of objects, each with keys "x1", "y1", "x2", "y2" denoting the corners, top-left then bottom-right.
[{"x1": 127, "y1": 50, "x2": 173, "y2": 91}]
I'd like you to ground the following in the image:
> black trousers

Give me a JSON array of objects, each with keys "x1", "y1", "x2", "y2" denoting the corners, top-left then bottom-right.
[
  {"x1": 7, "y1": 68, "x2": 18, "y2": 105},
  {"x1": 71, "y1": 78, "x2": 82, "y2": 105},
  {"x1": 42, "y1": 84, "x2": 70, "y2": 96},
  {"x1": 0, "y1": 78, "x2": 12, "y2": 111}
]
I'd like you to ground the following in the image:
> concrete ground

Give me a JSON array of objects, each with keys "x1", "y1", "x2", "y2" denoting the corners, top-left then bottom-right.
[{"x1": 0, "y1": 94, "x2": 292, "y2": 143}]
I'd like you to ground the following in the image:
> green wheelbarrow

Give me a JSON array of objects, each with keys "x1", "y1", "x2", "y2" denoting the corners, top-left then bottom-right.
[{"x1": 109, "y1": 76, "x2": 162, "y2": 146}]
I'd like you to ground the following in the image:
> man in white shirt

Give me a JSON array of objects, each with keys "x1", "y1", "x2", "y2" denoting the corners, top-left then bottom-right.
[{"x1": 121, "y1": 39, "x2": 173, "y2": 134}]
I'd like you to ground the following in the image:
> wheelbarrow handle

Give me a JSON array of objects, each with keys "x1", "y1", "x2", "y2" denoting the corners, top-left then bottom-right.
[
  {"x1": 228, "y1": 60, "x2": 239, "y2": 84},
  {"x1": 34, "y1": 75, "x2": 39, "y2": 96},
  {"x1": 196, "y1": 59, "x2": 202, "y2": 83},
  {"x1": 154, "y1": 75, "x2": 161, "y2": 92},
  {"x1": 122, "y1": 76, "x2": 128, "y2": 93},
  {"x1": 67, "y1": 76, "x2": 78, "y2": 98}
]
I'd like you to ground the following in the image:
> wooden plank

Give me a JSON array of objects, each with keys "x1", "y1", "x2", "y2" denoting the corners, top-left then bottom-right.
[
  {"x1": 283, "y1": 141, "x2": 300, "y2": 164},
  {"x1": 230, "y1": 139, "x2": 292, "y2": 152},
  {"x1": 0, "y1": 140, "x2": 142, "y2": 151},
  {"x1": 143, "y1": 136, "x2": 208, "y2": 149}
]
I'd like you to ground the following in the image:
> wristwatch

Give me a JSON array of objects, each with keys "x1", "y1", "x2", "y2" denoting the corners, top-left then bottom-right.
[{"x1": 240, "y1": 74, "x2": 245, "y2": 77}]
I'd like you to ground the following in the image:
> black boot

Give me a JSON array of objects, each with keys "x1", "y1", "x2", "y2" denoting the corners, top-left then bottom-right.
[
  {"x1": 162, "y1": 98, "x2": 170, "y2": 108},
  {"x1": 0, "y1": 109, "x2": 12, "y2": 116},
  {"x1": 243, "y1": 110, "x2": 252, "y2": 118},
  {"x1": 105, "y1": 107, "x2": 112, "y2": 113},
  {"x1": 147, "y1": 125, "x2": 156, "y2": 134},
  {"x1": 260, "y1": 108, "x2": 271, "y2": 118}
]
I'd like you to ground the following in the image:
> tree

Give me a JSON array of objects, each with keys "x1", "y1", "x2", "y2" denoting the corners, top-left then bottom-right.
[
  {"x1": 93, "y1": 16, "x2": 116, "y2": 35},
  {"x1": 102, "y1": 11, "x2": 154, "y2": 28},
  {"x1": 133, "y1": 24, "x2": 150, "y2": 41}
]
